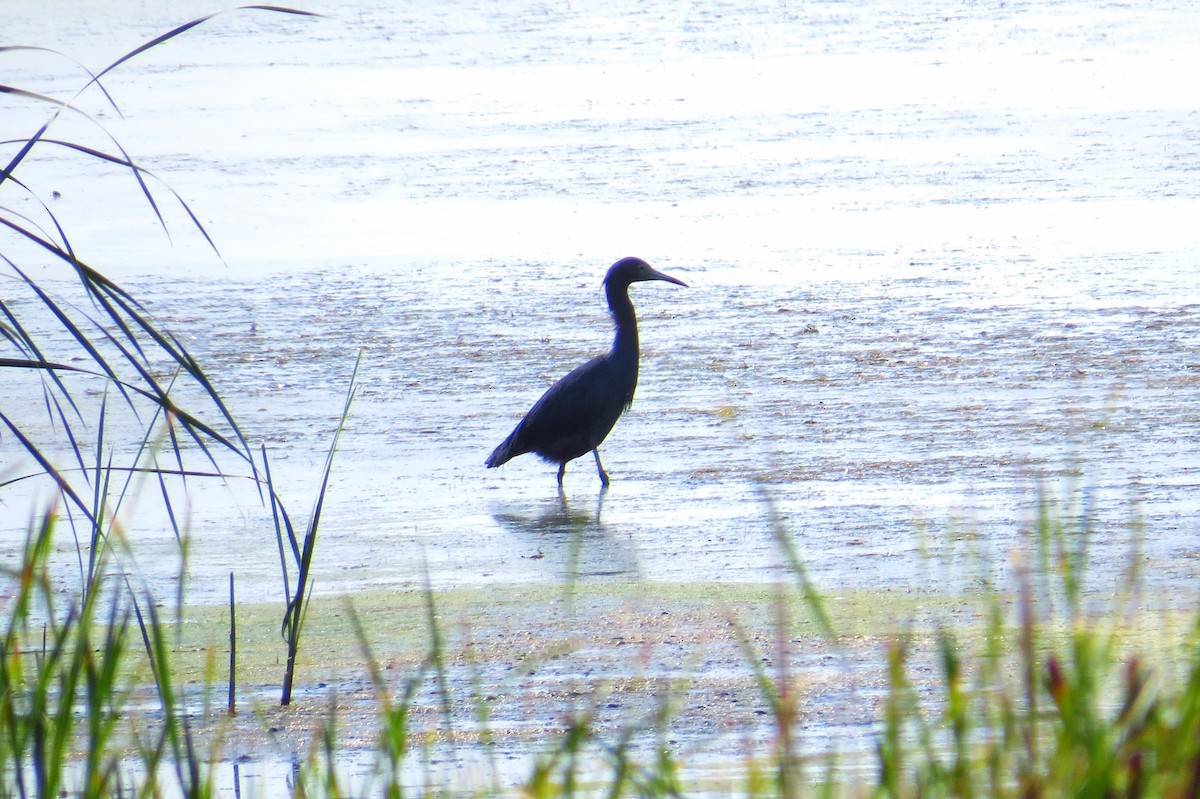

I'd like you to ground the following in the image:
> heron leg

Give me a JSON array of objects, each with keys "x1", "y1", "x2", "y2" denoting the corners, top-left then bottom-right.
[
  {"x1": 592, "y1": 449, "x2": 610, "y2": 488},
  {"x1": 556, "y1": 462, "x2": 566, "y2": 487}
]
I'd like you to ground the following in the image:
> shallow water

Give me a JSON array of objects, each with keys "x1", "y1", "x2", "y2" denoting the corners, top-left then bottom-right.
[{"x1": 4, "y1": 0, "x2": 1200, "y2": 789}]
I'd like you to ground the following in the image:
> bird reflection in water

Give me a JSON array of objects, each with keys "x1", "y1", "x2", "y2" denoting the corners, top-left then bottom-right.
[
  {"x1": 488, "y1": 492, "x2": 641, "y2": 580},
  {"x1": 486, "y1": 257, "x2": 687, "y2": 488}
]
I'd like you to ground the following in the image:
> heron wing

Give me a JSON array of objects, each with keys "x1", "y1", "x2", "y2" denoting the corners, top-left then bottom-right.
[{"x1": 488, "y1": 355, "x2": 631, "y2": 466}]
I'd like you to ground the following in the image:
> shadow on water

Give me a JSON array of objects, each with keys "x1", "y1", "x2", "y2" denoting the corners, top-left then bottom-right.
[{"x1": 488, "y1": 491, "x2": 642, "y2": 579}]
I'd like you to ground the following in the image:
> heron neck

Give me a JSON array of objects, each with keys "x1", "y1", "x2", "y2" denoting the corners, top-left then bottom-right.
[{"x1": 606, "y1": 280, "x2": 640, "y2": 363}]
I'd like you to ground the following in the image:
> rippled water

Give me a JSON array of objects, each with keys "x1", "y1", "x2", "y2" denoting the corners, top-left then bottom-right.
[
  {"x1": 6, "y1": 0, "x2": 1200, "y2": 596},
  {"x1": 4, "y1": 0, "x2": 1200, "y2": 788}
]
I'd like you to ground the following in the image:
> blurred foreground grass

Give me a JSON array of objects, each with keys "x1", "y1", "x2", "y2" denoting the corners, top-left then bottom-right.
[{"x1": 7, "y1": 518, "x2": 1198, "y2": 797}]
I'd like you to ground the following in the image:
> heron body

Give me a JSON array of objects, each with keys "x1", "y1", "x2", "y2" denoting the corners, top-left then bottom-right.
[{"x1": 485, "y1": 257, "x2": 687, "y2": 487}]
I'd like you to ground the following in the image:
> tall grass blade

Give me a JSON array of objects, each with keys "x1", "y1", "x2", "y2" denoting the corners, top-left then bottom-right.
[
  {"x1": 0, "y1": 45, "x2": 122, "y2": 112},
  {"x1": 89, "y1": 7, "x2": 321, "y2": 87},
  {"x1": 757, "y1": 485, "x2": 837, "y2": 642},
  {"x1": 0, "y1": 409, "x2": 96, "y2": 525},
  {"x1": 281, "y1": 350, "x2": 362, "y2": 704}
]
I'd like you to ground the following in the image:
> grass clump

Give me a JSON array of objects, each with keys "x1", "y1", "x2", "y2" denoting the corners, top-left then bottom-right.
[
  {"x1": 0, "y1": 509, "x2": 218, "y2": 798},
  {"x1": 1, "y1": 4, "x2": 341, "y2": 711},
  {"x1": 869, "y1": 487, "x2": 1200, "y2": 799}
]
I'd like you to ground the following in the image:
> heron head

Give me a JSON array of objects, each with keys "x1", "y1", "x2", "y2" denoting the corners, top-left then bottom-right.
[{"x1": 604, "y1": 256, "x2": 688, "y2": 289}]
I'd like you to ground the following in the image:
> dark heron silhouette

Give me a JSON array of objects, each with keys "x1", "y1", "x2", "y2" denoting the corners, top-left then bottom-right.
[{"x1": 485, "y1": 257, "x2": 688, "y2": 488}]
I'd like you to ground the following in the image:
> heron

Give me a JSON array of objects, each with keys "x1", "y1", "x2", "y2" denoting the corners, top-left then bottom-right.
[{"x1": 485, "y1": 257, "x2": 688, "y2": 488}]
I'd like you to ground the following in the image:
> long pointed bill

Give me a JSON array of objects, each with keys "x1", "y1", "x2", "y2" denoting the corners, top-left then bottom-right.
[{"x1": 647, "y1": 266, "x2": 688, "y2": 288}]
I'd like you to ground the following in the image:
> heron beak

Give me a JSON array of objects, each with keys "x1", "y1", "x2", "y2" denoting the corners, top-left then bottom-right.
[{"x1": 647, "y1": 267, "x2": 688, "y2": 288}]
